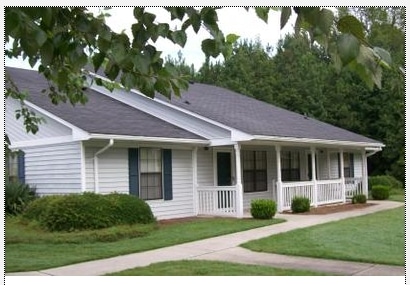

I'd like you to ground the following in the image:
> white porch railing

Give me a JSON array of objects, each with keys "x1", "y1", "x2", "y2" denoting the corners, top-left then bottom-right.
[
  {"x1": 281, "y1": 181, "x2": 315, "y2": 210},
  {"x1": 317, "y1": 179, "x2": 344, "y2": 205},
  {"x1": 197, "y1": 186, "x2": 237, "y2": 216},
  {"x1": 345, "y1": 177, "x2": 364, "y2": 198}
]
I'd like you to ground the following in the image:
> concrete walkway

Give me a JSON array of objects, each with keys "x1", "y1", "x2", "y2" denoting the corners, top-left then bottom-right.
[{"x1": 5, "y1": 200, "x2": 404, "y2": 276}]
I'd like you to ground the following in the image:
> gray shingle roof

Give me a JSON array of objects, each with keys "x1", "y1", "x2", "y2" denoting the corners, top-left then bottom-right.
[
  {"x1": 6, "y1": 67, "x2": 203, "y2": 140},
  {"x1": 157, "y1": 83, "x2": 381, "y2": 144}
]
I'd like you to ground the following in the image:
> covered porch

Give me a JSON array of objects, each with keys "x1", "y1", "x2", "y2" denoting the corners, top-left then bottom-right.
[{"x1": 194, "y1": 143, "x2": 371, "y2": 217}]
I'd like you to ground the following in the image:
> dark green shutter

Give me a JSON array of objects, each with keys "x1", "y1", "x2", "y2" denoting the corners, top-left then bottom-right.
[
  {"x1": 350, "y1": 153, "x2": 355, "y2": 177},
  {"x1": 128, "y1": 148, "x2": 139, "y2": 197},
  {"x1": 163, "y1": 149, "x2": 173, "y2": 201},
  {"x1": 17, "y1": 152, "x2": 25, "y2": 183}
]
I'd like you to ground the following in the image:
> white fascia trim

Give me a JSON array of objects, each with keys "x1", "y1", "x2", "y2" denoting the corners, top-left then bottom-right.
[
  {"x1": 22, "y1": 100, "x2": 89, "y2": 140},
  {"x1": 253, "y1": 135, "x2": 385, "y2": 148},
  {"x1": 89, "y1": 134, "x2": 209, "y2": 145},
  {"x1": 86, "y1": 73, "x2": 254, "y2": 142},
  {"x1": 9, "y1": 135, "x2": 75, "y2": 149}
]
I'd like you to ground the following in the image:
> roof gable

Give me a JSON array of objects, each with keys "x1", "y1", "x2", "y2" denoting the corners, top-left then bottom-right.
[{"x1": 6, "y1": 67, "x2": 203, "y2": 140}]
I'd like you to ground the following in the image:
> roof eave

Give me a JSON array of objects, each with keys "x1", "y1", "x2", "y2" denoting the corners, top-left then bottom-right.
[{"x1": 252, "y1": 135, "x2": 385, "y2": 149}]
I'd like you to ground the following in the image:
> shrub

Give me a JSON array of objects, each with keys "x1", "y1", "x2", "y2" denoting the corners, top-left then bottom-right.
[
  {"x1": 369, "y1": 175, "x2": 403, "y2": 190},
  {"x1": 371, "y1": 185, "x2": 390, "y2": 200},
  {"x1": 250, "y1": 199, "x2": 277, "y2": 219},
  {"x1": 23, "y1": 195, "x2": 64, "y2": 222},
  {"x1": 23, "y1": 192, "x2": 156, "y2": 232},
  {"x1": 291, "y1": 196, "x2": 311, "y2": 213},
  {"x1": 352, "y1": 194, "x2": 367, "y2": 204},
  {"x1": 5, "y1": 182, "x2": 36, "y2": 215}
]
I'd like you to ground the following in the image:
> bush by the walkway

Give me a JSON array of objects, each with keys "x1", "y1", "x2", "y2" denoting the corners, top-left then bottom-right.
[
  {"x1": 291, "y1": 197, "x2": 310, "y2": 213},
  {"x1": 352, "y1": 194, "x2": 367, "y2": 204},
  {"x1": 250, "y1": 199, "x2": 277, "y2": 219}
]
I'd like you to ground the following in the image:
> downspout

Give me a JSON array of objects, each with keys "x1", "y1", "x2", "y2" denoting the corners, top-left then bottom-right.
[{"x1": 94, "y1": 139, "x2": 114, "y2": 193}]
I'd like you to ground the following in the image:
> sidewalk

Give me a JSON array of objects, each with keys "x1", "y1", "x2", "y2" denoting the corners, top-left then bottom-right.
[{"x1": 5, "y1": 200, "x2": 405, "y2": 276}]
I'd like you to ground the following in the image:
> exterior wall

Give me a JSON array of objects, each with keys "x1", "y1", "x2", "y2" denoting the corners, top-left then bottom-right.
[
  {"x1": 84, "y1": 147, "x2": 129, "y2": 194},
  {"x1": 6, "y1": 98, "x2": 72, "y2": 144},
  {"x1": 329, "y1": 152, "x2": 340, "y2": 179},
  {"x1": 85, "y1": 146, "x2": 195, "y2": 220},
  {"x1": 197, "y1": 148, "x2": 214, "y2": 186},
  {"x1": 317, "y1": 150, "x2": 329, "y2": 180},
  {"x1": 148, "y1": 149, "x2": 194, "y2": 220},
  {"x1": 23, "y1": 142, "x2": 82, "y2": 195}
]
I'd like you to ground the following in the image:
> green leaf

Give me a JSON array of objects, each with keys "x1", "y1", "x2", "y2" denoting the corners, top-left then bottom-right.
[
  {"x1": 154, "y1": 78, "x2": 172, "y2": 97},
  {"x1": 167, "y1": 7, "x2": 186, "y2": 21},
  {"x1": 142, "y1": 12, "x2": 156, "y2": 26},
  {"x1": 92, "y1": 52, "x2": 106, "y2": 72},
  {"x1": 201, "y1": 7, "x2": 218, "y2": 26},
  {"x1": 337, "y1": 15, "x2": 366, "y2": 42},
  {"x1": 226, "y1": 33, "x2": 240, "y2": 44},
  {"x1": 170, "y1": 30, "x2": 187, "y2": 47},
  {"x1": 201, "y1": 39, "x2": 219, "y2": 58},
  {"x1": 33, "y1": 27, "x2": 48, "y2": 47},
  {"x1": 133, "y1": 7, "x2": 144, "y2": 19},
  {"x1": 373, "y1": 47, "x2": 392, "y2": 67},
  {"x1": 40, "y1": 40, "x2": 54, "y2": 66},
  {"x1": 255, "y1": 7, "x2": 270, "y2": 23},
  {"x1": 189, "y1": 12, "x2": 201, "y2": 33},
  {"x1": 104, "y1": 61, "x2": 120, "y2": 81},
  {"x1": 337, "y1": 34, "x2": 360, "y2": 65},
  {"x1": 280, "y1": 7, "x2": 291, "y2": 29},
  {"x1": 156, "y1": 23, "x2": 169, "y2": 37},
  {"x1": 132, "y1": 53, "x2": 151, "y2": 74},
  {"x1": 317, "y1": 8, "x2": 334, "y2": 35}
]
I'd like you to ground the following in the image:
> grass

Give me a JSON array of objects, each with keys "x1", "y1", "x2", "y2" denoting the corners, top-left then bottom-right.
[
  {"x1": 107, "y1": 260, "x2": 329, "y2": 276},
  {"x1": 5, "y1": 216, "x2": 284, "y2": 272},
  {"x1": 242, "y1": 207, "x2": 405, "y2": 266}
]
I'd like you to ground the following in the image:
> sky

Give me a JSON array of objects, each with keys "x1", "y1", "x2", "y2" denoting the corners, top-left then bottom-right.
[{"x1": 5, "y1": 7, "x2": 297, "y2": 71}]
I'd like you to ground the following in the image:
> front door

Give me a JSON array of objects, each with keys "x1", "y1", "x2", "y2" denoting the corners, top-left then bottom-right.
[{"x1": 217, "y1": 152, "x2": 232, "y2": 186}]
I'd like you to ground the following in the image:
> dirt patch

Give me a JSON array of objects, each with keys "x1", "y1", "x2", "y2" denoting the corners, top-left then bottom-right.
[{"x1": 284, "y1": 202, "x2": 376, "y2": 215}]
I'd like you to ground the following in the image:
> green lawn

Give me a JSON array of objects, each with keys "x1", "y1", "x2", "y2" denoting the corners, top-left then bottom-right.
[
  {"x1": 107, "y1": 260, "x2": 329, "y2": 276},
  {"x1": 6, "y1": 217, "x2": 284, "y2": 272},
  {"x1": 242, "y1": 207, "x2": 405, "y2": 266}
]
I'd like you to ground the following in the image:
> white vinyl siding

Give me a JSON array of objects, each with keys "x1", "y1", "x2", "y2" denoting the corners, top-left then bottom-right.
[
  {"x1": 23, "y1": 142, "x2": 82, "y2": 195},
  {"x1": 318, "y1": 150, "x2": 329, "y2": 180},
  {"x1": 197, "y1": 148, "x2": 214, "y2": 186},
  {"x1": 354, "y1": 153, "x2": 363, "y2": 177},
  {"x1": 147, "y1": 149, "x2": 194, "y2": 220},
  {"x1": 84, "y1": 147, "x2": 128, "y2": 194}
]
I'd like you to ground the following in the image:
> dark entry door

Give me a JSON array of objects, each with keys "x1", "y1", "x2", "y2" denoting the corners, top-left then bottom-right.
[{"x1": 217, "y1": 152, "x2": 232, "y2": 186}]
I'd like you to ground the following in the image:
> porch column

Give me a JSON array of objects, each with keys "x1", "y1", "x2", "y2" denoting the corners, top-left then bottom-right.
[
  {"x1": 361, "y1": 150, "x2": 368, "y2": 197},
  {"x1": 234, "y1": 143, "x2": 243, "y2": 218},
  {"x1": 311, "y1": 146, "x2": 318, "y2": 207},
  {"x1": 192, "y1": 147, "x2": 199, "y2": 215},
  {"x1": 340, "y1": 150, "x2": 346, "y2": 203},
  {"x1": 275, "y1": 145, "x2": 283, "y2": 212}
]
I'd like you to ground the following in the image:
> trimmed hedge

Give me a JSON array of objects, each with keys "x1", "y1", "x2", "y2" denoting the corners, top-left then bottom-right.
[
  {"x1": 291, "y1": 196, "x2": 310, "y2": 213},
  {"x1": 352, "y1": 194, "x2": 367, "y2": 204},
  {"x1": 23, "y1": 192, "x2": 156, "y2": 232},
  {"x1": 371, "y1": 185, "x2": 390, "y2": 200},
  {"x1": 250, "y1": 199, "x2": 277, "y2": 219},
  {"x1": 5, "y1": 182, "x2": 36, "y2": 216}
]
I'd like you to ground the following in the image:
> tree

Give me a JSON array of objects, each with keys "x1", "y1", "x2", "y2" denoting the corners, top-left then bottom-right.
[{"x1": 5, "y1": 7, "x2": 395, "y2": 135}]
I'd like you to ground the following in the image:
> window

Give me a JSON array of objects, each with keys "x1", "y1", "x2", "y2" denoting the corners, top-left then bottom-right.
[
  {"x1": 281, "y1": 151, "x2": 300, "y2": 181},
  {"x1": 6, "y1": 154, "x2": 19, "y2": 182},
  {"x1": 140, "y1": 148, "x2": 162, "y2": 200},
  {"x1": 343, "y1": 153, "x2": 354, "y2": 178},
  {"x1": 242, "y1": 150, "x2": 267, "y2": 193}
]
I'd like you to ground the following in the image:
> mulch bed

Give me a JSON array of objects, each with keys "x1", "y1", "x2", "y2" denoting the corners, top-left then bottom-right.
[{"x1": 284, "y1": 202, "x2": 375, "y2": 215}]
